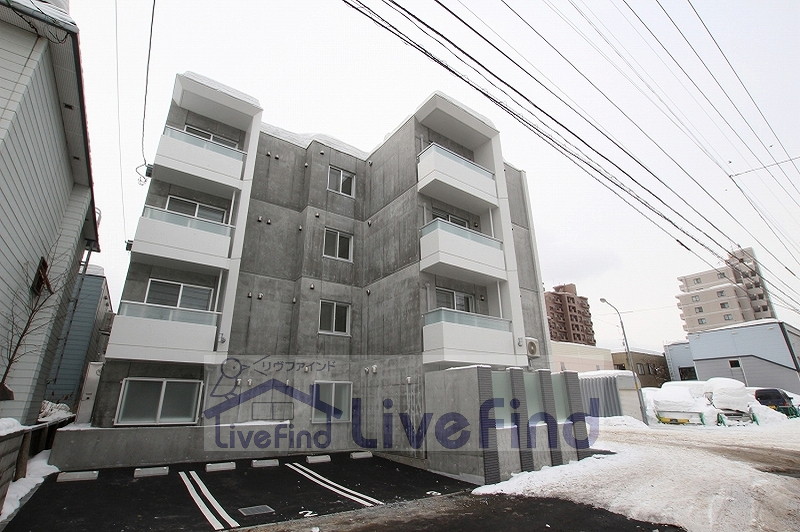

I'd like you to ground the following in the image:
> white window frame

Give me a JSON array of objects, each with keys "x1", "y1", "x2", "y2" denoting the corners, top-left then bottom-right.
[
  {"x1": 311, "y1": 380, "x2": 352, "y2": 423},
  {"x1": 720, "y1": 302, "x2": 730, "y2": 309},
  {"x1": 184, "y1": 124, "x2": 239, "y2": 150},
  {"x1": 698, "y1": 317, "x2": 707, "y2": 325},
  {"x1": 691, "y1": 295, "x2": 700, "y2": 302},
  {"x1": 716, "y1": 290, "x2": 726, "y2": 297},
  {"x1": 319, "y1": 300, "x2": 350, "y2": 335},
  {"x1": 327, "y1": 166, "x2": 355, "y2": 197},
  {"x1": 322, "y1": 228, "x2": 353, "y2": 261},
  {"x1": 694, "y1": 306, "x2": 703, "y2": 313},
  {"x1": 435, "y1": 288, "x2": 475, "y2": 313},
  {"x1": 724, "y1": 313, "x2": 734, "y2": 321},
  {"x1": 166, "y1": 195, "x2": 227, "y2": 224},
  {"x1": 693, "y1": 277, "x2": 702, "y2": 284},
  {"x1": 432, "y1": 209, "x2": 469, "y2": 228},
  {"x1": 114, "y1": 377, "x2": 203, "y2": 426},
  {"x1": 145, "y1": 278, "x2": 214, "y2": 311}
]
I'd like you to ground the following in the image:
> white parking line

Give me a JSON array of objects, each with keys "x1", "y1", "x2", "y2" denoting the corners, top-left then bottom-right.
[
  {"x1": 189, "y1": 471, "x2": 241, "y2": 529},
  {"x1": 286, "y1": 462, "x2": 384, "y2": 507},
  {"x1": 178, "y1": 472, "x2": 223, "y2": 531}
]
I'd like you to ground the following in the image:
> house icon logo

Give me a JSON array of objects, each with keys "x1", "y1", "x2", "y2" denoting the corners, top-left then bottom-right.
[{"x1": 202, "y1": 377, "x2": 343, "y2": 451}]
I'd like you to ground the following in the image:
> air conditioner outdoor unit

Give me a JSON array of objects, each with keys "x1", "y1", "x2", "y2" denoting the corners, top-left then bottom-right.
[{"x1": 525, "y1": 337, "x2": 540, "y2": 366}]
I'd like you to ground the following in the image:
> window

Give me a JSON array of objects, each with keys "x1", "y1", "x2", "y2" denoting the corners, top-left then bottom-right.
[
  {"x1": 145, "y1": 279, "x2": 213, "y2": 311},
  {"x1": 435, "y1": 288, "x2": 474, "y2": 313},
  {"x1": 328, "y1": 166, "x2": 354, "y2": 197},
  {"x1": 319, "y1": 301, "x2": 350, "y2": 334},
  {"x1": 184, "y1": 125, "x2": 239, "y2": 149},
  {"x1": 716, "y1": 290, "x2": 726, "y2": 297},
  {"x1": 30, "y1": 257, "x2": 52, "y2": 296},
  {"x1": 166, "y1": 196, "x2": 226, "y2": 224},
  {"x1": 720, "y1": 302, "x2": 730, "y2": 309},
  {"x1": 636, "y1": 363, "x2": 645, "y2": 375},
  {"x1": 724, "y1": 314, "x2": 734, "y2": 321},
  {"x1": 693, "y1": 277, "x2": 702, "y2": 284},
  {"x1": 728, "y1": 360, "x2": 741, "y2": 368},
  {"x1": 323, "y1": 229, "x2": 352, "y2": 261},
  {"x1": 312, "y1": 381, "x2": 352, "y2": 423},
  {"x1": 691, "y1": 295, "x2": 700, "y2": 302},
  {"x1": 432, "y1": 209, "x2": 468, "y2": 228},
  {"x1": 694, "y1": 306, "x2": 703, "y2": 313},
  {"x1": 717, "y1": 272, "x2": 726, "y2": 279},
  {"x1": 116, "y1": 378, "x2": 202, "y2": 425},
  {"x1": 698, "y1": 318, "x2": 707, "y2": 325},
  {"x1": 647, "y1": 363, "x2": 655, "y2": 375}
]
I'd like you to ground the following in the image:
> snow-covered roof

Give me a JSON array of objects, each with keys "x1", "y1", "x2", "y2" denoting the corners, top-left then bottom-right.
[
  {"x1": 260, "y1": 123, "x2": 369, "y2": 160},
  {"x1": 182, "y1": 71, "x2": 261, "y2": 109}
]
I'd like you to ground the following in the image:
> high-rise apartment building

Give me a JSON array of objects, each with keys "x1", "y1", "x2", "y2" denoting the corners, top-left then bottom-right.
[
  {"x1": 544, "y1": 284, "x2": 595, "y2": 345},
  {"x1": 0, "y1": 1, "x2": 100, "y2": 423},
  {"x1": 83, "y1": 73, "x2": 553, "y2": 464},
  {"x1": 676, "y1": 247, "x2": 775, "y2": 333}
]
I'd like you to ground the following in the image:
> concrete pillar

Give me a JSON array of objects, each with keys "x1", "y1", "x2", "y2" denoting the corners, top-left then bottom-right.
[
  {"x1": 536, "y1": 369, "x2": 563, "y2": 466},
  {"x1": 477, "y1": 366, "x2": 500, "y2": 484},
  {"x1": 508, "y1": 368, "x2": 534, "y2": 472}
]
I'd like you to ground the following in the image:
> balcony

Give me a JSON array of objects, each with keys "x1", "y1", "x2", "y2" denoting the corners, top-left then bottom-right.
[
  {"x1": 417, "y1": 143, "x2": 498, "y2": 213},
  {"x1": 422, "y1": 308, "x2": 524, "y2": 368},
  {"x1": 105, "y1": 301, "x2": 222, "y2": 364},
  {"x1": 420, "y1": 219, "x2": 506, "y2": 284},
  {"x1": 131, "y1": 206, "x2": 232, "y2": 269},
  {"x1": 153, "y1": 127, "x2": 245, "y2": 195}
]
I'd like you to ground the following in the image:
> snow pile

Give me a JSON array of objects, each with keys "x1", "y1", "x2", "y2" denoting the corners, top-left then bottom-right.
[
  {"x1": 475, "y1": 420, "x2": 800, "y2": 531},
  {"x1": 0, "y1": 451, "x2": 58, "y2": 521},
  {"x1": 0, "y1": 419, "x2": 24, "y2": 437},
  {"x1": 595, "y1": 415, "x2": 647, "y2": 428},
  {"x1": 704, "y1": 378, "x2": 750, "y2": 411},
  {"x1": 750, "y1": 403, "x2": 788, "y2": 425},
  {"x1": 38, "y1": 401, "x2": 72, "y2": 422}
]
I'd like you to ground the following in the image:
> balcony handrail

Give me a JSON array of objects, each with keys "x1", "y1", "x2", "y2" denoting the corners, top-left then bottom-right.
[
  {"x1": 423, "y1": 307, "x2": 512, "y2": 332},
  {"x1": 143, "y1": 205, "x2": 234, "y2": 232},
  {"x1": 420, "y1": 218, "x2": 503, "y2": 249},
  {"x1": 163, "y1": 125, "x2": 246, "y2": 160},
  {"x1": 417, "y1": 142, "x2": 494, "y2": 179},
  {"x1": 120, "y1": 299, "x2": 221, "y2": 314}
]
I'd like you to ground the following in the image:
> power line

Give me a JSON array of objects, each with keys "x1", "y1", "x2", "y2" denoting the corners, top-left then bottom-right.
[
  {"x1": 136, "y1": 0, "x2": 157, "y2": 186},
  {"x1": 114, "y1": 0, "x2": 128, "y2": 239}
]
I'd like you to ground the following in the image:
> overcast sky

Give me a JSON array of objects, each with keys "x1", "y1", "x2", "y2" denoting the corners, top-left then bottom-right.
[{"x1": 68, "y1": 0, "x2": 800, "y2": 353}]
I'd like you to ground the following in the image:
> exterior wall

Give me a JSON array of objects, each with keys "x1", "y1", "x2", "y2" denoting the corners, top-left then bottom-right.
[
  {"x1": 611, "y1": 351, "x2": 670, "y2": 388},
  {"x1": 549, "y1": 342, "x2": 612, "y2": 372},
  {"x1": 0, "y1": 18, "x2": 96, "y2": 423},
  {"x1": 694, "y1": 356, "x2": 800, "y2": 394},
  {"x1": 664, "y1": 341, "x2": 695, "y2": 381}
]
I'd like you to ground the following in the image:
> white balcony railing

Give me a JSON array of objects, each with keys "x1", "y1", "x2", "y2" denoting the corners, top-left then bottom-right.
[
  {"x1": 142, "y1": 206, "x2": 233, "y2": 237},
  {"x1": 423, "y1": 308, "x2": 511, "y2": 331},
  {"x1": 164, "y1": 126, "x2": 245, "y2": 162},
  {"x1": 417, "y1": 143, "x2": 498, "y2": 212},
  {"x1": 419, "y1": 218, "x2": 507, "y2": 283},
  {"x1": 118, "y1": 300, "x2": 220, "y2": 326}
]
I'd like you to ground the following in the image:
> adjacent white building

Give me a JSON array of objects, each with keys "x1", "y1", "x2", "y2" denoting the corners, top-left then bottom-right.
[{"x1": 0, "y1": 0, "x2": 100, "y2": 423}]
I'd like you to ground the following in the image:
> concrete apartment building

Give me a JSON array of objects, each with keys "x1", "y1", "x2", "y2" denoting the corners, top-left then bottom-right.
[
  {"x1": 544, "y1": 284, "x2": 595, "y2": 345},
  {"x1": 664, "y1": 319, "x2": 800, "y2": 393},
  {"x1": 52, "y1": 73, "x2": 588, "y2": 483},
  {"x1": 0, "y1": 1, "x2": 100, "y2": 423},
  {"x1": 677, "y1": 247, "x2": 774, "y2": 333}
]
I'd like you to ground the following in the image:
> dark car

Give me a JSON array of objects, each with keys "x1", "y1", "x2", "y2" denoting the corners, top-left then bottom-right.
[{"x1": 755, "y1": 388, "x2": 793, "y2": 408}]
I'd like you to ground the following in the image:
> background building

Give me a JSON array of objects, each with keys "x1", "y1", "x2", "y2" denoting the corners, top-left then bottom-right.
[
  {"x1": 676, "y1": 247, "x2": 774, "y2": 334},
  {"x1": 0, "y1": 0, "x2": 100, "y2": 423},
  {"x1": 44, "y1": 265, "x2": 113, "y2": 410},
  {"x1": 545, "y1": 284, "x2": 595, "y2": 345},
  {"x1": 611, "y1": 350, "x2": 670, "y2": 388},
  {"x1": 664, "y1": 319, "x2": 800, "y2": 394}
]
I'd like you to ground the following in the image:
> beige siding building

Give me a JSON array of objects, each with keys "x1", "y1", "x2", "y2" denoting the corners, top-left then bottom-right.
[
  {"x1": 545, "y1": 284, "x2": 595, "y2": 345},
  {"x1": 677, "y1": 248, "x2": 774, "y2": 333}
]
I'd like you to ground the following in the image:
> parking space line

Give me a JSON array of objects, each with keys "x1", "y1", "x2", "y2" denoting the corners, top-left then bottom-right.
[
  {"x1": 286, "y1": 462, "x2": 384, "y2": 507},
  {"x1": 189, "y1": 471, "x2": 241, "y2": 529},
  {"x1": 178, "y1": 472, "x2": 224, "y2": 530}
]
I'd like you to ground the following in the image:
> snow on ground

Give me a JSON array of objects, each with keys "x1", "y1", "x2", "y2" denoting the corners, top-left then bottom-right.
[
  {"x1": 0, "y1": 451, "x2": 58, "y2": 521},
  {"x1": 475, "y1": 417, "x2": 800, "y2": 532}
]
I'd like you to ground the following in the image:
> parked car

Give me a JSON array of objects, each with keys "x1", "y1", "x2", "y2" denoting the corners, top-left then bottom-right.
[{"x1": 755, "y1": 388, "x2": 798, "y2": 417}]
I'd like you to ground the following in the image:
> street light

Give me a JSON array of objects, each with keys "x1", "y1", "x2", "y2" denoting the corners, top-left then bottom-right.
[{"x1": 600, "y1": 298, "x2": 649, "y2": 424}]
